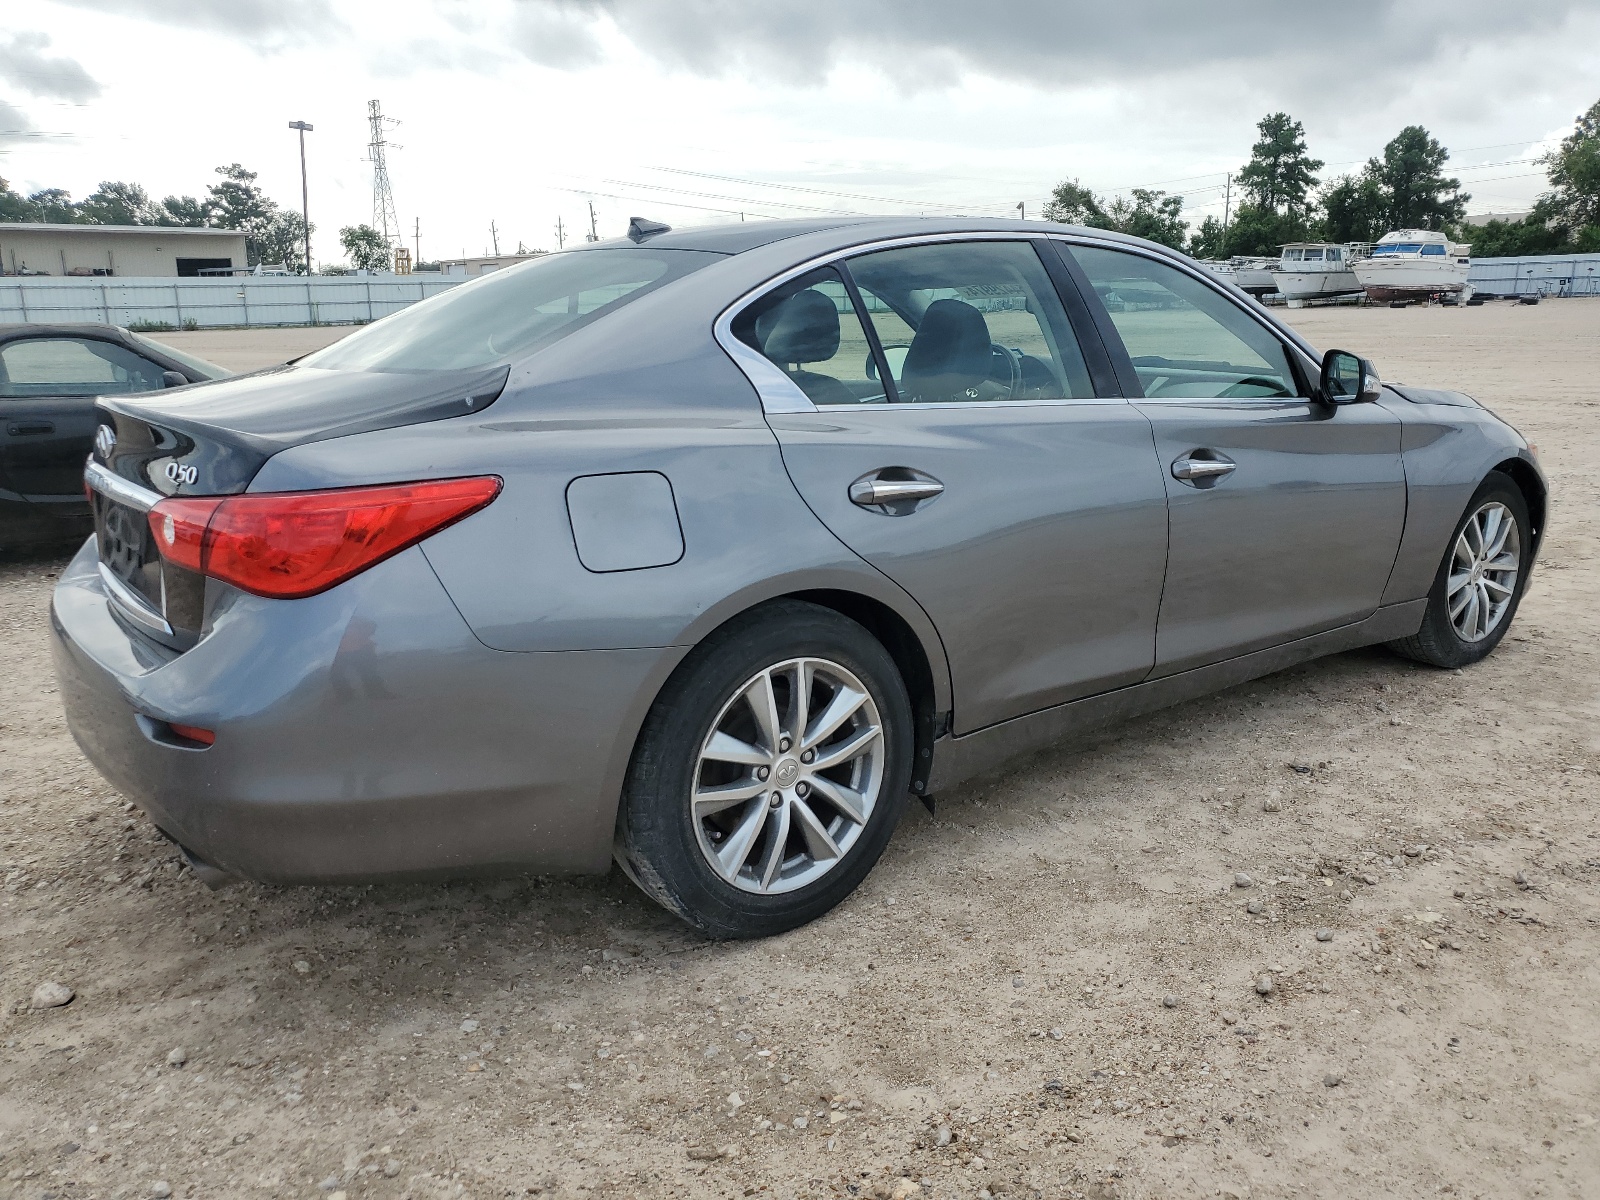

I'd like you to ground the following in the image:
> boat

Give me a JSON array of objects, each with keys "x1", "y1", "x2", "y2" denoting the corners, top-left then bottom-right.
[
  {"x1": 1229, "y1": 256, "x2": 1280, "y2": 296},
  {"x1": 1271, "y1": 243, "x2": 1366, "y2": 304},
  {"x1": 1352, "y1": 229, "x2": 1471, "y2": 301},
  {"x1": 1197, "y1": 260, "x2": 1237, "y2": 286}
]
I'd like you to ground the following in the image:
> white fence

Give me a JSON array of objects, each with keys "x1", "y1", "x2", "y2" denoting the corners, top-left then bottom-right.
[{"x1": 0, "y1": 274, "x2": 464, "y2": 329}]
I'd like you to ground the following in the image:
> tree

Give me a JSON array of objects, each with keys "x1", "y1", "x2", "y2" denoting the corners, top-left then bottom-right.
[
  {"x1": 1464, "y1": 215, "x2": 1566, "y2": 258},
  {"x1": 1189, "y1": 214, "x2": 1227, "y2": 259},
  {"x1": 155, "y1": 195, "x2": 208, "y2": 227},
  {"x1": 1220, "y1": 203, "x2": 1304, "y2": 257},
  {"x1": 205, "y1": 163, "x2": 282, "y2": 264},
  {"x1": 340, "y1": 224, "x2": 391, "y2": 272},
  {"x1": 1317, "y1": 174, "x2": 1389, "y2": 243},
  {"x1": 27, "y1": 188, "x2": 80, "y2": 223},
  {"x1": 1117, "y1": 188, "x2": 1188, "y2": 249},
  {"x1": 1043, "y1": 179, "x2": 1110, "y2": 227},
  {"x1": 0, "y1": 177, "x2": 35, "y2": 221},
  {"x1": 1369, "y1": 126, "x2": 1468, "y2": 230},
  {"x1": 1538, "y1": 97, "x2": 1600, "y2": 235},
  {"x1": 255, "y1": 211, "x2": 312, "y2": 273},
  {"x1": 77, "y1": 180, "x2": 159, "y2": 226},
  {"x1": 1236, "y1": 112, "x2": 1323, "y2": 220}
]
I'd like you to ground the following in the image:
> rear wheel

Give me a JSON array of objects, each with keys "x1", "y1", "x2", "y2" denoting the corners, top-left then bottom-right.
[
  {"x1": 1388, "y1": 472, "x2": 1530, "y2": 668},
  {"x1": 616, "y1": 600, "x2": 913, "y2": 939}
]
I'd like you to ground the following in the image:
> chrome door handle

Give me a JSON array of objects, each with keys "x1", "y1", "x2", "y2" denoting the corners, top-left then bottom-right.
[
  {"x1": 1171, "y1": 453, "x2": 1236, "y2": 481},
  {"x1": 848, "y1": 472, "x2": 944, "y2": 510}
]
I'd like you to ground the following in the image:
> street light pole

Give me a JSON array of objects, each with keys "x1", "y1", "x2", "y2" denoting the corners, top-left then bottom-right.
[{"x1": 288, "y1": 121, "x2": 314, "y2": 276}]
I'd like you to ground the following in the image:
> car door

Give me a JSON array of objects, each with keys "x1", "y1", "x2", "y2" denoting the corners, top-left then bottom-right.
[
  {"x1": 1063, "y1": 242, "x2": 1406, "y2": 676},
  {"x1": 740, "y1": 237, "x2": 1170, "y2": 734},
  {"x1": 0, "y1": 335, "x2": 168, "y2": 512}
]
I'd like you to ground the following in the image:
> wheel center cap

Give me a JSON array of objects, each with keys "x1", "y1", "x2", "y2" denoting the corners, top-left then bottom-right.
[{"x1": 774, "y1": 758, "x2": 800, "y2": 787}]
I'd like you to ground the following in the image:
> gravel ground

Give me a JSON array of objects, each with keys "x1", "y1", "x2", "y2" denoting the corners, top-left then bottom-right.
[{"x1": 3, "y1": 300, "x2": 1598, "y2": 1200}]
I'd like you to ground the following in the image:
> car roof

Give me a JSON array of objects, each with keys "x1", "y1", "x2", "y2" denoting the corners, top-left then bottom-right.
[{"x1": 576, "y1": 215, "x2": 1161, "y2": 258}]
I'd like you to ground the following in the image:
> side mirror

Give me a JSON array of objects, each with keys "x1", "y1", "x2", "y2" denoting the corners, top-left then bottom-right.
[
  {"x1": 1319, "y1": 349, "x2": 1382, "y2": 404},
  {"x1": 161, "y1": 370, "x2": 189, "y2": 389}
]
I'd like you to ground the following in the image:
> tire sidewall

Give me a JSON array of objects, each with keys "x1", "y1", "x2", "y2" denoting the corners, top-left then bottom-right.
[{"x1": 621, "y1": 601, "x2": 913, "y2": 938}]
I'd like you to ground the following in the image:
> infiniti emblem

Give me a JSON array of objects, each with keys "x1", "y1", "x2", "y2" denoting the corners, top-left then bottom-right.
[
  {"x1": 774, "y1": 759, "x2": 800, "y2": 787},
  {"x1": 165, "y1": 461, "x2": 199, "y2": 487},
  {"x1": 94, "y1": 425, "x2": 116, "y2": 460}
]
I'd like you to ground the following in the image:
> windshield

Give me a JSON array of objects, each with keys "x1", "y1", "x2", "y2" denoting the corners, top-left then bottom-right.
[
  {"x1": 126, "y1": 332, "x2": 231, "y2": 380},
  {"x1": 1371, "y1": 243, "x2": 1424, "y2": 256},
  {"x1": 304, "y1": 247, "x2": 721, "y2": 372}
]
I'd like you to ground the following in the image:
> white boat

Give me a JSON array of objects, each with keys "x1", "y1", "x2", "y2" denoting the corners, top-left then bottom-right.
[
  {"x1": 1197, "y1": 260, "x2": 1237, "y2": 286},
  {"x1": 1271, "y1": 243, "x2": 1365, "y2": 303},
  {"x1": 1229, "y1": 256, "x2": 1280, "y2": 296},
  {"x1": 1352, "y1": 229, "x2": 1471, "y2": 301}
]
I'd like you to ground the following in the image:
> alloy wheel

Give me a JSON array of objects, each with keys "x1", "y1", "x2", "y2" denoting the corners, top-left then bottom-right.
[
  {"x1": 1448, "y1": 501, "x2": 1521, "y2": 643},
  {"x1": 691, "y1": 657, "x2": 884, "y2": 894}
]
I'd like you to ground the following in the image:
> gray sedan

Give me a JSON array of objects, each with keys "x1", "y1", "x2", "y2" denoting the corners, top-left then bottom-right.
[{"x1": 51, "y1": 217, "x2": 1545, "y2": 938}]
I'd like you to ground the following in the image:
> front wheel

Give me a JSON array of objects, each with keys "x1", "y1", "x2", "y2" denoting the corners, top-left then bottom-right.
[
  {"x1": 1388, "y1": 472, "x2": 1531, "y2": 668},
  {"x1": 616, "y1": 600, "x2": 913, "y2": 939}
]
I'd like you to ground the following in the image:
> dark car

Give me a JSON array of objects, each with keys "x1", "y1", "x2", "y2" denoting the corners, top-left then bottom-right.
[
  {"x1": 51, "y1": 217, "x2": 1544, "y2": 938},
  {"x1": 0, "y1": 324, "x2": 229, "y2": 549}
]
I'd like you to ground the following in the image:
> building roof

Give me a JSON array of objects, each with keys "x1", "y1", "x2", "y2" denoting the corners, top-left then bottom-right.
[{"x1": 0, "y1": 222, "x2": 244, "y2": 237}]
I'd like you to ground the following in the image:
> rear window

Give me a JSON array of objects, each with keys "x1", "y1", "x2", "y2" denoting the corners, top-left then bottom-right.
[{"x1": 303, "y1": 248, "x2": 720, "y2": 372}]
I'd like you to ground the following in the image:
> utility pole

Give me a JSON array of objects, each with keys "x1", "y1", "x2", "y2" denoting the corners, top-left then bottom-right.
[
  {"x1": 1016, "y1": 201, "x2": 1025, "y2": 220},
  {"x1": 554, "y1": 216, "x2": 566, "y2": 249},
  {"x1": 288, "y1": 121, "x2": 313, "y2": 275},
  {"x1": 1222, "y1": 173, "x2": 1233, "y2": 239},
  {"x1": 489, "y1": 219, "x2": 499, "y2": 256},
  {"x1": 587, "y1": 201, "x2": 599, "y2": 242},
  {"x1": 413, "y1": 217, "x2": 420, "y2": 266}
]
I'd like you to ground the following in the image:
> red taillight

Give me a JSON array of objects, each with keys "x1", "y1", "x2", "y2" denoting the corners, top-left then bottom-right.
[{"x1": 147, "y1": 476, "x2": 501, "y2": 599}]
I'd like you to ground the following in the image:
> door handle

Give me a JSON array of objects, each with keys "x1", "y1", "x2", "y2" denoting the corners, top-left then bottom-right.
[
  {"x1": 848, "y1": 470, "x2": 944, "y2": 511},
  {"x1": 7, "y1": 421, "x2": 54, "y2": 436},
  {"x1": 1171, "y1": 452, "x2": 1236, "y2": 482}
]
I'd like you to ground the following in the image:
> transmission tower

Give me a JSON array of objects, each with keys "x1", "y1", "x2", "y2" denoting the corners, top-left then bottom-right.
[{"x1": 367, "y1": 99, "x2": 402, "y2": 250}]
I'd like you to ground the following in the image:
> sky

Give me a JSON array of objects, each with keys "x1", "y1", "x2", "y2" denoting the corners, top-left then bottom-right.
[{"x1": 1, "y1": 1, "x2": 1598, "y2": 266}]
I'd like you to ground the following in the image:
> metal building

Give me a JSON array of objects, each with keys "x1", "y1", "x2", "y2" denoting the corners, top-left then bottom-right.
[
  {"x1": 1469, "y1": 252, "x2": 1600, "y2": 298},
  {"x1": 0, "y1": 223, "x2": 249, "y2": 278}
]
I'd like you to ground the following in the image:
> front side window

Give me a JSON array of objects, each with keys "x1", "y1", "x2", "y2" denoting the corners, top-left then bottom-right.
[
  {"x1": 1420, "y1": 243, "x2": 1447, "y2": 256},
  {"x1": 731, "y1": 268, "x2": 886, "y2": 407},
  {"x1": 1372, "y1": 242, "x2": 1424, "y2": 256},
  {"x1": 304, "y1": 247, "x2": 720, "y2": 372},
  {"x1": 1070, "y1": 246, "x2": 1299, "y2": 399},
  {"x1": 0, "y1": 337, "x2": 166, "y2": 398},
  {"x1": 845, "y1": 240, "x2": 1093, "y2": 403}
]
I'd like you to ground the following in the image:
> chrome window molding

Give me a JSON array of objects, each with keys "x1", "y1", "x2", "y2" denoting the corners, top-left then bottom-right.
[
  {"x1": 85, "y1": 458, "x2": 161, "y2": 513},
  {"x1": 713, "y1": 230, "x2": 1138, "y2": 416}
]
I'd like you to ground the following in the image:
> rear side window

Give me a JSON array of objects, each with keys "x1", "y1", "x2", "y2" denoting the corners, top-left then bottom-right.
[
  {"x1": 1070, "y1": 246, "x2": 1299, "y2": 399},
  {"x1": 0, "y1": 337, "x2": 166, "y2": 398},
  {"x1": 731, "y1": 267, "x2": 888, "y2": 406},
  {"x1": 304, "y1": 247, "x2": 720, "y2": 372}
]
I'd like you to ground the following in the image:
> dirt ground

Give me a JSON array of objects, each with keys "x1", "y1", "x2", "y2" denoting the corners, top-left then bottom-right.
[{"x1": 3, "y1": 299, "x2": 1598, "y2": 1200}]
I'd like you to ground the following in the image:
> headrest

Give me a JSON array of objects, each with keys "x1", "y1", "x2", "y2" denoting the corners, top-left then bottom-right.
[
  {"x1": 757, "y1": 289, "x2": 841, "y2": 365},
  {"x1": 901, "y1": 298, "x2": 991, "y2": 401}
]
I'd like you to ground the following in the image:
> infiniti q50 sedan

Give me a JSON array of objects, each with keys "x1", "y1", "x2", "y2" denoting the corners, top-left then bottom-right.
[{"x1": 51, "y1": 216, "x2": 1545, "y2": 938}]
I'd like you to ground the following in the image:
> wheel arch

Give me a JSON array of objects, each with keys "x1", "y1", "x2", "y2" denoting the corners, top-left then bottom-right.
[{"x1": 1491, "y1": 456, "x2": 1547, "y2": 559}]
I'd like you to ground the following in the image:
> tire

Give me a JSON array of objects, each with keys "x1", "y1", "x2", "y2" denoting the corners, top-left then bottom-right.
[
  {"x1": 615, "y1": 599, "x2": 914, "y2": 939},
  {"x1": 1388, "y1": 472, "x2": 1531, "y2": 668}
]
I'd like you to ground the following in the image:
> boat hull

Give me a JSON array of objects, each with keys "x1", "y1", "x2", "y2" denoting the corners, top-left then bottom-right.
[
  {"x1": 1272, "y1": 269, "x2": 1364, "y2": 300},
  {"x1": 1352, "y1": 256, "x2": 1470, "y2": 299}
]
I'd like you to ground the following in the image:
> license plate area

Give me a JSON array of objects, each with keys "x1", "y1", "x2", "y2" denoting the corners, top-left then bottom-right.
[{"x1": 93, "y1": 492, "x2": 164, "y2": 613}]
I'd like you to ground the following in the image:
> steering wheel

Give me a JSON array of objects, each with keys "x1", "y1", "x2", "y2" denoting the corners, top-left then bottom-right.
[
  {"x1": 987, "y1": 344, "x2": 1023, "y2": 398},
  {"x1": 1218, "y1": 376, "x2": 1292, "y2": 398}
]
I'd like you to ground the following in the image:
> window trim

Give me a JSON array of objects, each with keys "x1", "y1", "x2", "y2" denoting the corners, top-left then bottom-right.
[{"x1": 713, "y1": 232, "x2": 1136, "y2": 414}]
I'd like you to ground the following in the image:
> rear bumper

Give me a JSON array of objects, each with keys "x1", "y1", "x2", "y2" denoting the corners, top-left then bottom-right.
[{"x1": 50, "y1": 538, "x2": 685, "y2": 884}]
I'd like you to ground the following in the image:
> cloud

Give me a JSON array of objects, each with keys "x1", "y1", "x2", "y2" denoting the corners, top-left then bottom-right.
[
  {"x1": 51, "y1": 0, "x2": 346, "y2": 46},
  {"x1": 507, "y1": 0, "x2": 1590, "y2": 96},
  {"x1": 0, "y1": 32, "x2": 102, "y2": 102},
  {"x1": 0, "y1": 97, "x2": 36, "y2": 152}
]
